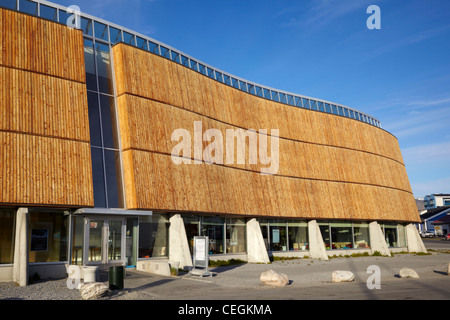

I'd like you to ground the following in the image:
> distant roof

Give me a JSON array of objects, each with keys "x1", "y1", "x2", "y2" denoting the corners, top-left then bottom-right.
[
  {"x1": 426, "y1": 194, "x2": 450, "y2": 197},
  {"x1": 420, "y1": 206, "x2": 450, "y2": 220},
  {"x1": 432, "y1": 215, "x2": 450, "y2": 225}
]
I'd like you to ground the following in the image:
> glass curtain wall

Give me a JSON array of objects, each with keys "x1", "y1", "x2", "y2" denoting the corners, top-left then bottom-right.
[
  {"x1": 77, "y1": 14, "x2": 122, "y2": 209},
  {"x1": 29, "y1": 211, "x2": 69, "y2": 263},
  {"x1": 201, "y1": 217, "x2": 225, "y2": 254},
  {"x1": 319, "y1": 221, "x2": 371, "y2": 250},
  {"x1": 382, "y1": 223, "x2": 407, "y2": 248},
  {"x1": 226, "y1": 218, "x2": 246, "y2": 254},
  {"x1": 183, "y1": 215, "x2": 247, "y2": 255},
  {"x1": 138, "y1": 214, "x2": 169, "y2": 258},
  {"x1": 0, "y1": 209, "x2": 15, "y2": 264},
  {"x1": 259, "y1": 219, "x2": 308, "y2": 252}
]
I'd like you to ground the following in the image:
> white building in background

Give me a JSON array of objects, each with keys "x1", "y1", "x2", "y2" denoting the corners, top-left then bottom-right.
[{"x1": 424, "y1": 194, "x2": 450, "y2": 210}]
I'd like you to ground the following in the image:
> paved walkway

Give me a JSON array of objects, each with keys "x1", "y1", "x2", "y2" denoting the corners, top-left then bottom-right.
[{"x1": 118, "y1": 252, "x2": 450, "y2": 300}]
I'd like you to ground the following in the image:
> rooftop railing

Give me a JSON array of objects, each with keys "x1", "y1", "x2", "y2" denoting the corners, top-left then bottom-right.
[{"x1": 3, "y1": 0, "x2": 382, "y2": 128}]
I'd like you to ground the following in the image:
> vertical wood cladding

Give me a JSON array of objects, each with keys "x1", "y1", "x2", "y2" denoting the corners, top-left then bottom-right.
[
  {"x1": 0, "y1": 9, "x2": 93, "y2": 207},
  {"x1": 113, "y1": 43, "x2": 419, "y2": 222}
]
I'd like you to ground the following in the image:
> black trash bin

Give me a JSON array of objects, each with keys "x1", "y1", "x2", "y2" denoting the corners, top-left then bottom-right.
[{"x1": 109, "y1": 266, "x2": 124, "y2": 290}]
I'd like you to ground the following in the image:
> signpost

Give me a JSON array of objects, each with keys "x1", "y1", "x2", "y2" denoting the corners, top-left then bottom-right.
[{"x1": 190, "y1": 236, "x2": 211, "y2": 277}]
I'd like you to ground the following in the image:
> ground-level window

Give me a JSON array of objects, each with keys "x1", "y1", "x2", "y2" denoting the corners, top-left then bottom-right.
[
  {"x1": 71, "y1": 216, "x2": 84, "y2": 265},
  {"x1": 182, "y1": 215, "x2": 247, "y2": 255},
  {"x1": 201, "y1": 216, "x2": 224, "y2": 254},
  {"x1": 319, "y1": 221, "x2": 371, "y2": 250},
  {"x1": 382, "y1": 223, "x2": 406, "y2": 248},
  {"x1": 0, "y1": 209, "x2": 15, "y2": 264},
  {"x1": 226, "y1": 218, "x2": 246, "y2": 254},
  {"x1": 29, "y1": 211, "x2": 68, "y2": 263},
  {"x1": 138, "y1": 214, "x2": 169, "y2": 258},
  {"x1": 259, "y1": 219, "x2": 308, "y2": 252}
]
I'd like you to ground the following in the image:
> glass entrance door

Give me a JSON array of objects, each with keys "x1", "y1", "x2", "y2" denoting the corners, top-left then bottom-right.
[
  {"x1": 84, "y1": 217, "x2": 125, "y2": 265},
  {"x1": 108, "y1": 219, "x2": 123, "y2": 262}
]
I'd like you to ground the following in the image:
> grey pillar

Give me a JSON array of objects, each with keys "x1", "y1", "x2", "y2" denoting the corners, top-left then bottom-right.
[
  {"x1": 405, "y1": 223, "x2": 427, "y2": 253},
  {"x1": 307, "y1": 220, "x2": 328, "y2": 260},
  {"x1": 246, "y1": 218, "x2": 270, "y2": 263},
  {"x1": 168, "y1": 214, "x2": 193, "y2": 269},
  {"x1": 368, "y1": 221, "x2": 391, "y2": 256},
  {"x1": 13, "y1": 208, "x2": 29, "y2": 286}
]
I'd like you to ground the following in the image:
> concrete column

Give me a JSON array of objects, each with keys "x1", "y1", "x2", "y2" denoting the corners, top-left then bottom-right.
[
  {"x1": 246, "y1": 218, "x2": 270, "y2": 263},
  {"x1": 13, "y1": 208, "x2": 29, "y2": 286},
  {"x1": 406, "y1": 223, "x2": 427, "y2": 253},
  {"x1": 369, "y1": 221, "x2": 391, "y2": 256},
  {"x1": 307, "y1": 220, "x2": 328, "y2": 261},
  {"x1": 168, "y1": 214, "x2": 193, "y2": 269}
]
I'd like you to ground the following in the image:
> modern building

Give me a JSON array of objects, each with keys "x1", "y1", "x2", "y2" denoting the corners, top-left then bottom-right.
[
  {"x1": 0, "y1": 0, "x2": 426, "y2": 286},
  {"x1": 418, "y1": 206, "x2": 450, "y2": 235},
  {"x1": 424, "y1": 194, "x2": 450, "y2": 210}
]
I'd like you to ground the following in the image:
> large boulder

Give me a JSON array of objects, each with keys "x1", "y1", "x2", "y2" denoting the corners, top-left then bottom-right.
[
  {"x1": 260, "y1": 269, "x2": 289, "y2": 287},
  {"x1": 331, "y1": 270, "x2": 355, "y2": 283},
  {"x1": 80, "y1": 282, "x2": 109, "y2": 300},
  {"x1": 398, "y1": 268, "x2": 419, "y2": 279}
]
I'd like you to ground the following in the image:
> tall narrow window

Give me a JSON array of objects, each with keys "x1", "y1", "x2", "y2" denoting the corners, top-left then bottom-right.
[{"x1": 0, "y1": 210, "x2": 15, "y2": 264}]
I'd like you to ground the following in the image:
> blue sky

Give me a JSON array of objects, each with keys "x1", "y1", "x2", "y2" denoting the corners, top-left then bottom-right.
[{"x1": 54, "y1": 0, "x2": 450, "y2": 198}]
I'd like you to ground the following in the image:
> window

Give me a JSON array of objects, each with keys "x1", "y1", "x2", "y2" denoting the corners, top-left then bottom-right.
[
  {"x1": 104, "y1": 149, "x2": 121, "y2": 208},
  {"x1": 148, "y1": 41, "x2": 159, "y2": 54},
  {"x1": 226, "y1": 218, "x2": 246, "y2": 254},
  {"x1": 29, "y1": 211, "x2": 68, "y2": 263},
  {"x1": 19, "y1": 0, "x2": 37, "y2": 15},
  {"x1": 183, "y1": 215, "x2": 201, "y2": 254},
  {"x1": 444, "y1": 199, "x2": 450, "y2": 206},
  {"x1": 1, "y1": 0, "x2": 16, "y2": 10},
  {"x1": 319, "y1": 221, "x2": 370, "y2": 250},
  {"x1": 109, "y1": 27, "x2": 122, "y2": 44},
  {"x1": 99, "y1": 94, "x2": 118, "y2": 149},
  {"x1": 353, "y1": 223, "x2": 370, "y2": 249},
  {"x1": 0, "y1": 210, "x2": 15, "y2": 264},
  {"x1": 330, "y1": 222, "x2": 353, "y2": 249},
  {"x1": 136, "y1": 37, "x2": 146, "y2": 50},
  {"x1": 382, "y1": 223, "x2": 406, "y2": 248},
  {"x1": 181, "y1": 55, "x2": 189, "y2": 67},
  {"x1": 189, "y1": 60, "x2": 198, "y2": 71},
  {"x1": 160, "y1": 47, "x2": 169, "y2": 59},
  {"x1": 94, "y1": 21, "x2": 108, "y2": 41},
  {"x1": 269, "y1": 220, "x2": 287, "y2": 251},
  {"x1": 260, "y1": 219, "x2": 308, "y2": 252},
  {"x1": 171, "y1": 51, "x2": 180, "y2": 63},
  {"x1": 81, "y1": 17, "x2": 93, "y2": 36},
  {"x1": 288, "y1": 221, "x2": 308, "y2": 250},
  {"x1": 95, "y1": 42, "x2": 113, "y2": 94},
  {"x1": 123, "y1": 32, "x2": 135, "y2": 46},
  {"x1": 319, "y1": 222, "x2": 331, "y2": 249},
  {"x1": 87, "y1": 92, "x2": 101, "y2": 146},
  {"x1": 84, "y1": 39, "x2": 97, "y2": 91},
  {"x1": 39, "y1": 4, "x2": 57, "y2": 21},
  {"x1": 91, "y1": 147, "x2": 106, "y2": 207},
  {"x1": 183, "y1": 215, "x2": 247, "y2": 255},
  {"x1": 201, "y1": 216, "x2": 224, "y2": 254},
  {"x1": 71, "y1": 216, "x2": 84, "y2": 265},
  {"x1": 139, "y1": 214, "x2": 169, "y2": 258}
]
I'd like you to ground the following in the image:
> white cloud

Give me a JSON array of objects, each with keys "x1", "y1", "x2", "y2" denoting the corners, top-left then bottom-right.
[{"x1": 402, "y1": 141, "x2": 450, "y2": 166}]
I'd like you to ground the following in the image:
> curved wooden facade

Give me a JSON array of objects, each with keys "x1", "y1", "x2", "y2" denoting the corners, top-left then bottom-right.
[
  {"x1": 0, "y1": 9, "x2": 93, "y2": 207},
  {"x1": 113, "y1": 43, "x2": 419, "y2": 223}
]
